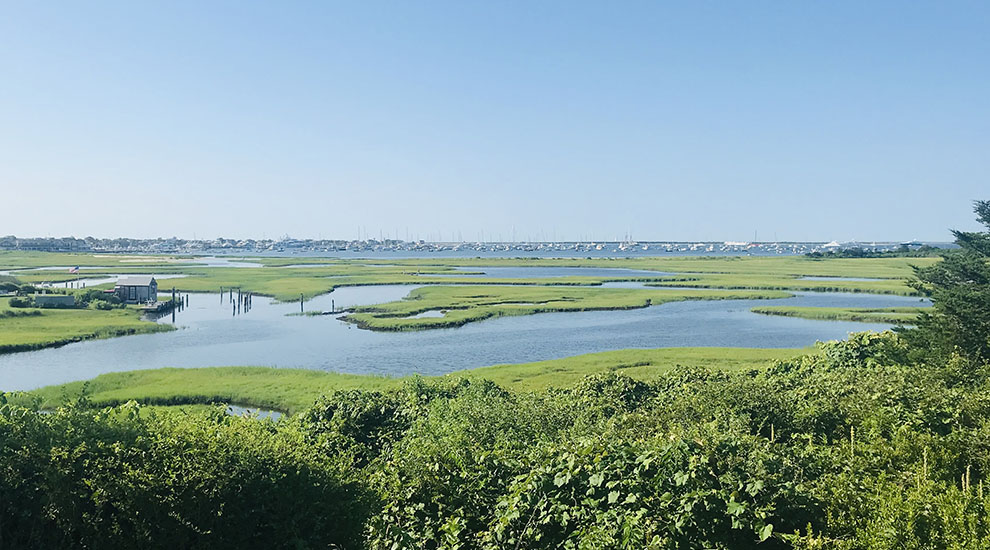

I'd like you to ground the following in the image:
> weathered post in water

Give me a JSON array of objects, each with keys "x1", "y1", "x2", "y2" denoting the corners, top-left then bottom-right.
[
  {"x1": 300, "y1": 293, "x2": 304, "y2": 313},
  {"x1": 220, "y1": 287, "x2": 223, "y2": 304},
  {"x1": 172, "y1": 287, "x2": 176, "y2": 323},
  {"x1": 332, "y1": 299, "x2": 335, "y2": 313}
]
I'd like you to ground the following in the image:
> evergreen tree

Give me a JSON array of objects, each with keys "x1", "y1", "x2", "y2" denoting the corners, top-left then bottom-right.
[{"x1": 908, "y1": 200, "x2": 990, "y2": 363}]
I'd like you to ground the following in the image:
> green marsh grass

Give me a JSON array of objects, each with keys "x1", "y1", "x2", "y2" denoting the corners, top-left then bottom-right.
[
  {"x1": 0, "y1": 252, "x2": 935, "y2": 350},
  {"x1": 31, "y1": 347, "x2": 807, "y2": 414},
  {"x1": 342, "y1": 285, "x2": 793, "y2": 331},
  {"x1": 0, "y1": 297, "x2": 173, "y2": 353},
  {"x1": 0, "y1": 251, "x2": 197, "y2": 270},
  {"x1": 750, "y1": 305, "x2": 925, "y2": 324},
  {"x1": 9, "y1": 254, "x2": 935, "y2": 301}
]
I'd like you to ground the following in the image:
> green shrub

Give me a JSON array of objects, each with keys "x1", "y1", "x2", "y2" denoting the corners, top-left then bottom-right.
[
  {"x1": 0, "y1": 402, "x2": 373, "y2": 549},
  {"x1": 76, "y1": 288, "x2": 123, "y2": 308},
  {"x1": 488, "y1": 426, "x2": 818, "y2": 549},
  {"x1": 5, "y1": 326, "x2": 990, "y2": 547},
  {"x1": 300, "y1": 389, "x2": 415, "y2": 466},
  {"x1": 7, "y1": 296, "x2": 31, "y2": 308}
]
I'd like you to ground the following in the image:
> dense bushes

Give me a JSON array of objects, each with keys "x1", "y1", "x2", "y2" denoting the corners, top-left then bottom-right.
[
  {"x1": 3, "y1": 331, "x2": 990, "y2": 548},
  {"x1": 7, "y1": 296, "x2": 31, "y2": 308},
  {"x1": 14, "y1": 284, "x2": 36, "y2": 295},
  {"x1": 297, "y1": 332, "x2": 990, "y2": 548},
  {"x1": 4, "y1": 289, "x2": 122, "y2": 311},
  {"x1": 74, "y1": 288, "x2": 124, "y2": 309},
  {"x1": 484, "y1": 429, "x2": 818, "y2": 549},
  {"x1": 0, "y1": 401, "x2": 371, "y2": 549}
]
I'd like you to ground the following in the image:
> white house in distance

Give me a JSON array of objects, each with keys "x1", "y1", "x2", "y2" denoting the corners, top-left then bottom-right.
[{"x1": 114, "y1": 276, "x2": 158, "y2": 304}]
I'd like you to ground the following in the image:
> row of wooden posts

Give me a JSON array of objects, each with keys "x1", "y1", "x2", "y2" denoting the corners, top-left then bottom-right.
[
  {"x1": 170, "y1": 287, "x2": 189, "y2": 322},
  {"x1": 298, "y1": 293, "x2": 336, "y2": 314},
  {"x1": 145, "y1": 288, "x2": 188, "y2": 322},
  {"x1": 206, "y1": 287, "x2": 341, "y2": 316},
  {"x1": 221, "y1": 286, "x2": 253, "y2": 316}
]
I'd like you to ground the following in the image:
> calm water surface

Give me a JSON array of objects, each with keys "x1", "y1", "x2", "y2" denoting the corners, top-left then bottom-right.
[
  {"x1": 226, "y1": 404, "x2": 284, "y2": 420},
  {"x1": 0, "y1": 282, "x2": 927, "y2": 391},
  {"x1": 798, "y1": 276, "x2": 889, "y2": 282},
  {"x1": 425, "y1": 266, "x2": 674, "y2": 278}
]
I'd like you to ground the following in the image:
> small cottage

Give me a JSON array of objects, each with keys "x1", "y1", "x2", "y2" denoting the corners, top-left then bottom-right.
[{"x1": 115, "y1": 276, "x2": 158, "y2": 304}]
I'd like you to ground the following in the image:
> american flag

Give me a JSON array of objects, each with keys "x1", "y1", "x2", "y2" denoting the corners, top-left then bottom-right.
[{"x1": 69, "y1": 266, "x2": 79, "y2": 274}]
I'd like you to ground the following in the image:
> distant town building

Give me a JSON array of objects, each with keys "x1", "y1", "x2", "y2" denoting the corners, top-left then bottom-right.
[{"x1": 114, "y1": 276, "x2": 158, "y2": 304}]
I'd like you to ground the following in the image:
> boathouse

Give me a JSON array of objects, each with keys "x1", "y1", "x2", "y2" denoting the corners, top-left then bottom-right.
[{"x1": 115, "y1": 276, "x2": 158, "y2": 304}]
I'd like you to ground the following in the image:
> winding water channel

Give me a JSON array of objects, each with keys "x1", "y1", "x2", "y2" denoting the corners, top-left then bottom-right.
[{"x1": 0, "y1": 264, "x2": 928, "y2": 391}]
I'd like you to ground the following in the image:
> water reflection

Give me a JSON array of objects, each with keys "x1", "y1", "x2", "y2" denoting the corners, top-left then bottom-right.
[
  {"x1": 798, "y1": 276, "x2": 888, "y2": 282},
  {"x1": 423, "y1": 266, "x2": 674, "y2": 279},
  {"x1": 226, "y1": 404, "x2": 284, "y2": 421},
  {"x1": 0, "y1": 283, "x2": 927, "y2": 391}
]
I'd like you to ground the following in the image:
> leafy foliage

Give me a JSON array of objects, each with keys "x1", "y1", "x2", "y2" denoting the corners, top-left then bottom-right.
[
  {"x1": 75, "y1": 288, "x2": 124, "y2": 309},
  {"x1": 4, "y1": 330, "x2": 990, "y2": 548},
  {"x1": 908, "y1": 200, "x2": 990, "y2": 364},
  {"x1": 0, "y1": 403, "x2": 371, "y2": 549},
  {"x1": 299, "y1": 332, "x2": 988, "y2": 549},
  {"x1": 7, "y1": 296, "x2": 31, "y2": 308}
]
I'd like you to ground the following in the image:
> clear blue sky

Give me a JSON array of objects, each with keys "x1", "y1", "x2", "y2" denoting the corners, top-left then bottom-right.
[{"x1": 1, "y1": 1, "x2": 987, "y2": 242}]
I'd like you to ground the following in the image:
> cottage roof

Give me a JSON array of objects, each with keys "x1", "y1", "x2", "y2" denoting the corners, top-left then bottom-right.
[{"x1": 115, "y1": 276, "x2": 157, "y2": 287}]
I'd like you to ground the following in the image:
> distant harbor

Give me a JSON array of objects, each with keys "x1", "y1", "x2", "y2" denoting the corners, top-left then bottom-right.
[{"x1": 0, "y1": 235, "x2": 952, "y2": 258}]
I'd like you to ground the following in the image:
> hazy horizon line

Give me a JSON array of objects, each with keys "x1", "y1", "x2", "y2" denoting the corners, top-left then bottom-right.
[{"x1": 0, "y1": 234, "x2": 954, "y2": 245}]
